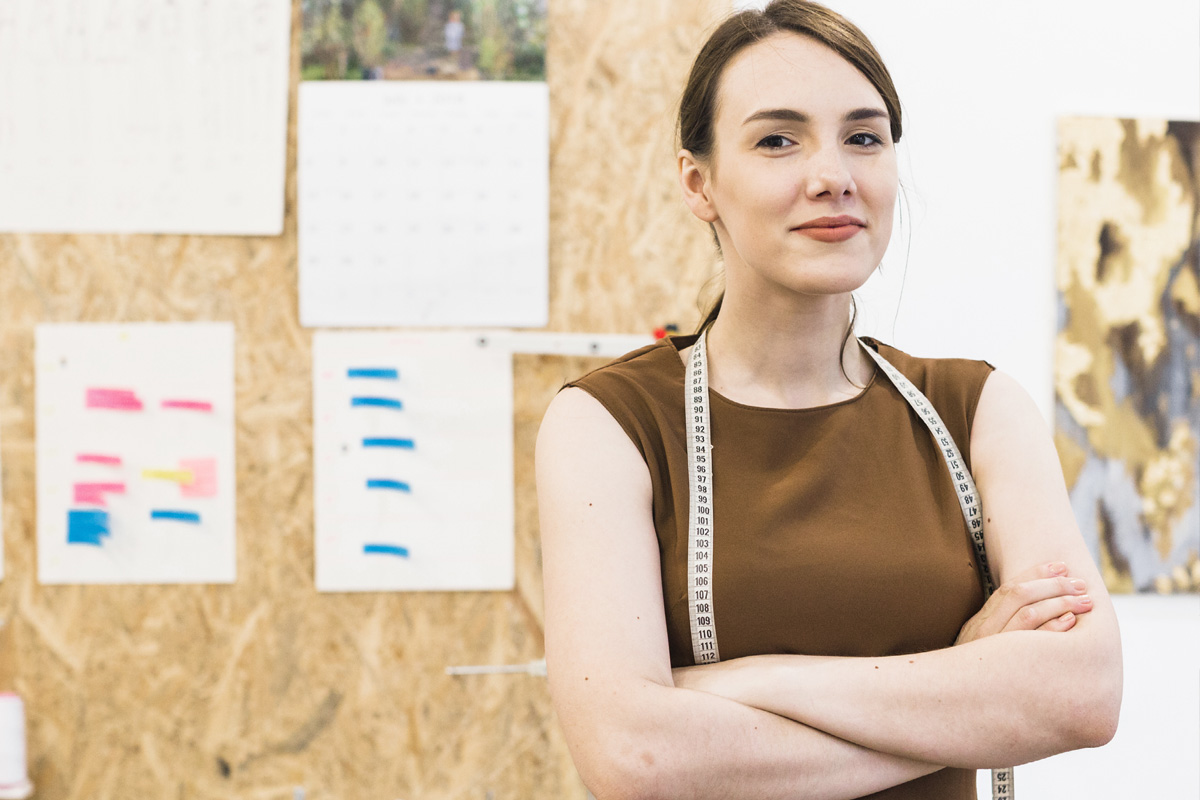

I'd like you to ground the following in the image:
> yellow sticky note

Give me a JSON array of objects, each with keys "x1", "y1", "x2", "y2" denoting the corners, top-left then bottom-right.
[{"x1": 141, "y1": 468, "x2": 193, "y2": 484}]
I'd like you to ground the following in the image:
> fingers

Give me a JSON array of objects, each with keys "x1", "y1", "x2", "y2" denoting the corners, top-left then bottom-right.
[
  {"x1": 1006, "y1": 591, "x2": 1094, "y2": 633},
  {"x1": 981, "y1": 564, "x2": 1094, "y2": 637},
  {"x1": 1004, "y1": 561, "x2": 1070, "y2": 586},
  {"x1": 1038, "y1": 611, "x2": 1077, "y2": 632},
  {"x1": 957, "y1": 562, "x2": 1096, "y2": 645},
  {"x1": 999, "y1": 574, "x2": 1089, "y2": 610}
]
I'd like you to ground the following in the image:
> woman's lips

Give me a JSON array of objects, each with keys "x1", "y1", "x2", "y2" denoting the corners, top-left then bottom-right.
[{"x1": 794, "y1": 224, "x2": 863, "y2": 242}]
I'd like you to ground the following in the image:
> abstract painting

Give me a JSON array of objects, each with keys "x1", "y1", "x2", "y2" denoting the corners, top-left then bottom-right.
[{"x1": 1055, "y1": 117, "x2": 1199, "y2": 593}]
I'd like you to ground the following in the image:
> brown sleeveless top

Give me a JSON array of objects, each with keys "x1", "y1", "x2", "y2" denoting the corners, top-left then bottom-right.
[{"x1": 567, "y1": 334, "x2": 995, "y2": 800}]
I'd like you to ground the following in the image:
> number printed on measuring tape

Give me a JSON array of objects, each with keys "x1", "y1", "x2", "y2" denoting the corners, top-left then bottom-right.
[{"x1": 686, "y1": 334, "x2": 720, "y2": 665}]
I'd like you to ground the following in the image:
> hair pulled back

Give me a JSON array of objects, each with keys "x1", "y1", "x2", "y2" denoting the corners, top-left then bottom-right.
[
  {"x1": 678, "y1": 0, "x2": 902, "y2": 333},
  {"x1": 679, "y1": 0, "x2": 902, "y2": 162}
]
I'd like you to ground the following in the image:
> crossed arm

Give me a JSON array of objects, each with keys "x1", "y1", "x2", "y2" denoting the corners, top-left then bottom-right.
[{"x1": 535, "y1": 372, "x2": 1122, "y2": 800}]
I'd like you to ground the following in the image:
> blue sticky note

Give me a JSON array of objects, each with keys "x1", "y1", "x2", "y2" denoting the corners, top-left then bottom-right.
[
  {"x1": 351, "y1": 397, "x2": 403, "y2": 410},
  {"x1": 362, "y1": 437, "x2": 414, "y2": 449},
  {"x1": 150, "y1": 510, "x2": 201, "y2": 524},
  {"x1": 67, "y1": 509, "x2": 110, "y2": 546},
  {"x1": 363, "y1": 544, "x2": 409, "y2": 558},
  {"x1": 347, "y1": 368, "x2": 399, "y2": 380},
  {"x1": 366, "y1": 479, "x2": 411, "y2": 492}
]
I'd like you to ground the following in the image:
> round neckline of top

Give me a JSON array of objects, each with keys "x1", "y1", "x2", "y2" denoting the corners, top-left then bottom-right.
[{"x1": 661, "y1": 334, "x2": 881, "y2": 414}]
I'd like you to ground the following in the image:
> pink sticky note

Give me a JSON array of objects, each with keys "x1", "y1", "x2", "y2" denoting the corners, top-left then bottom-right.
[
  {"x1": 179, "y1": 458, "x2": 217, "y2": 498},
  {"x1": 162, "y1": 399, "x2": 213, "y2": 412},
  {"x1": 73, "y1": 482, "x2": 126, "y2": 506},
  {"x1": 86, "y1": 388, "x2": 144, "y2": 411},
  {"x1": 77, "y1": 453, "x2": 122, "y2": 466}
]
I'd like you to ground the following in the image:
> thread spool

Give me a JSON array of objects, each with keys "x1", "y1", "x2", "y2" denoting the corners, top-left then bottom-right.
[{"x1": 0, "y1": 694, "x2": 31, "y2": 800}]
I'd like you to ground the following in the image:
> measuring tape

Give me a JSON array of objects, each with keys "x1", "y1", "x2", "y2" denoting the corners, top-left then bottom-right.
[
  {"x1": 685, "y1": 334, "x2": 1012, "y2": 798},
  {"x1": 685, "y1": 333, "x2": 719, "y2": 664}
]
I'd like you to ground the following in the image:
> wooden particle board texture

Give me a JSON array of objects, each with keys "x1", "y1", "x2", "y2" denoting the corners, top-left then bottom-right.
[{"x1": 0, "y1": 0, "x2": 725, "y2": 797}]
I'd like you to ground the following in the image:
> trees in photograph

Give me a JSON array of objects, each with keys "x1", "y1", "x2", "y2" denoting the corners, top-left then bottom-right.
[{"x1": 301, "y1": 0, "x2": 546, "y2": 81}]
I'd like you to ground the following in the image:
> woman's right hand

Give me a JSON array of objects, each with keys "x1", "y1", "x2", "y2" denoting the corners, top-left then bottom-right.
[{"x1": 955, "y1": 561, "x2": 1094, "y2": 645}]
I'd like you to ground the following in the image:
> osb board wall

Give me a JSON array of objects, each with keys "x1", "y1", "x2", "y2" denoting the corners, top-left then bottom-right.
[{"x1": 0, "y1": 0, "x2": 726, "y2": 798}]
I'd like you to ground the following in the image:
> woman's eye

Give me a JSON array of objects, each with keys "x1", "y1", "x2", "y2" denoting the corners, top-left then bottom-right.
[
  {"x1": 757, "y1": 134, "x2": 795, "y2": 150},
  {"x1": 847, "y1": 132, "x2": 884, "y2": 147}
]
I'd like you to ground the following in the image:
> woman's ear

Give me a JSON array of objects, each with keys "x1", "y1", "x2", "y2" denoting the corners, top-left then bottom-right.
[{"x1": 678, "y1": 149, "x2": 719, "y2": 223}]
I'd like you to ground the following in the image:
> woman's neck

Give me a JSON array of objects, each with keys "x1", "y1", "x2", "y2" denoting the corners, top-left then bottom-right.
[{"x1": 702, "y1": 290, "x2": 873, "y2": 409}]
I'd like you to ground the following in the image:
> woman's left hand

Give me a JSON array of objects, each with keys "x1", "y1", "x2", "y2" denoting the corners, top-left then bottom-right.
[{"x1": 954, "y1": 560, "x2": 1094, "y2": 646}]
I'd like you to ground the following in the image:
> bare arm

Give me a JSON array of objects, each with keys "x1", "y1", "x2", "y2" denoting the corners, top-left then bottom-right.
[
  {"x1": 538, "y1": 387, "x2": 943, "y2": 800},
  {"x1": 672, "y1": 371, "x2": 1123, "y2": 768}
]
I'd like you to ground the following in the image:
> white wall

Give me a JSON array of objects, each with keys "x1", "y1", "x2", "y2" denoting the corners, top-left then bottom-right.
[{"x1": 735, "y1": 1, "x2": 1200, "y2": 796}]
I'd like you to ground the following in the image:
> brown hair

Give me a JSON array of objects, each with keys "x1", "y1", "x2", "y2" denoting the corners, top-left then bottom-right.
[{"x1": 679, "y1": 0, "x2": 903, "y2": 334}]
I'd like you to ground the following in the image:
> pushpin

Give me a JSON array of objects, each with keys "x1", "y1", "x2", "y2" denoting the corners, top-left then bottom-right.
[{"x1": 653, "y1": 323, "x2": 680, "y2": 340}]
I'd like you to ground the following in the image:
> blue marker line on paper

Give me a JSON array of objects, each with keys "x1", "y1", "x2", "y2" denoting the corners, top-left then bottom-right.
[
  {"x1": 67, "y1": 509, "x2": 110, "y2": 545},
  {"x1": 366, "y1": 479, "x2": 411, "y2": 492},
  {"x1": 364, "y1": 544, "x2": 410, "y2": 558},
  {"x1": 150, "y1": 510, "x2": 202, "y2": 524},
  {"x1": 347, "y1": 368, "x2": 399, "y2": 380},
  {"x1": 351, "y1": 397, "x2": 403, "y2": 410},
  {"x1": 362, "y1": 437, "x2": 415, "y2": 449}
]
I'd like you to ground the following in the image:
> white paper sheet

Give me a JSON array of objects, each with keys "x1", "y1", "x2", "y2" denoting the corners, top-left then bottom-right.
[
  {"x1": 298, "y1": 81, "x2": 549, "y2": 327},
  {"x1": 0, "y1": 0, "x2": 291, "y2": 235},
  {"x1": 35, "y1": 323, "x2": 237, "y2": 585},
  {"x1": 313, "y1": 330, "x2": 514, "y2": 592}
]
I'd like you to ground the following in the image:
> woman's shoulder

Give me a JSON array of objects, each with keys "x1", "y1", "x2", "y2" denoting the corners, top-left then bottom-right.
[
  {"x1": 546, "y1": 335, "x2": 694, "y2": 464},
  {"x1": 861, "y1": 336, "x2": 997, "y2": 442},
  {"x1": 862, "y1": 336, "x2": 995, "y2": 395}
]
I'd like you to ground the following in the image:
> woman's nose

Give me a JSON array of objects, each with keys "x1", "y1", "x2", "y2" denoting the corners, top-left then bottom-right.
[{"x1": 805, "y1": 145, "x2": 855, "y2": 199}]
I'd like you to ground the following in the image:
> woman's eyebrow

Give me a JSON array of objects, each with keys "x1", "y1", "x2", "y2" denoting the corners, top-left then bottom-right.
[{"x1": 741, "y1": 107, "x2": 889, "y2": 125}]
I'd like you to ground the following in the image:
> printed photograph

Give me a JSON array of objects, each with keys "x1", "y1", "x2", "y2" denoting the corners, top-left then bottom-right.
[
  {"x1": 302, "y1": 0, "x2": 547, "y2": 81},
  {"x1": 1054, "y1": 117, "x2": 1200, "y2": 593}
]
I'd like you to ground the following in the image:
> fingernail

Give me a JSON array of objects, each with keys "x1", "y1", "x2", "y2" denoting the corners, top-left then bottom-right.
[
  {"x1": 1070, "y1": 579, "x2": 1087, "y2": 593},
  {"x1": 1048, "y1": 562, "x2": 1067, "y2": 574},
  {"x1": 1060, "y1": 611, "x2": 1075, "y2": 622},
  {"x1": 1079, "y1": 595, "x2": 1092, "y2": 606}
]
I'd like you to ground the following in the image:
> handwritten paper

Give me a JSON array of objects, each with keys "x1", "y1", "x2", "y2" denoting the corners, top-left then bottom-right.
[
  {"x1": 298, "y1": 81, "x2": 549, "y2": 327},
  {"x1": 0, "y1": 0, "x2": 291, "y2": 235},
  {"x1": 313, "y1": 330, "x2": 514, "y2": 592},
  {"x1": 36, "y1": 323, "x2": 236, "y2": 584}
]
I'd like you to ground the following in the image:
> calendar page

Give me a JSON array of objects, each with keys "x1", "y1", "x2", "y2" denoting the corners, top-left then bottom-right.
[
  {"x1": 0, "y1": 0, "x2": 290, "y2": 235},
  {"x1": 298, "y1": 81, "x2": 549, "y2": 328}
]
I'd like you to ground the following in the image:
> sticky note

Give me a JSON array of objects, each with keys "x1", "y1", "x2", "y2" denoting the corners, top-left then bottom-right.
[
  {"x1": 67, "y1": 509, "x2": 110, "y2": 545},
  {"x1": 162, "y1": 399, "x2": 214, "y2": 412},
  {"x1": 366, "y1": 479, "x2": 411, "y2": 492},
  {"x1": 347, "y1": 368, "x2": 399, "y2": 379},
  {"x1": 351, "y1": 397, "x2": 403, "y2": 410},
  {"x1": 179, "y1": 458, "x2": 217, "y2": 498},
  {"x1": 73, "y1": 482, "x2": 126, "y2": 506},
  {"x1": 86, "y1": 388, "x2": 143, "y2": 411},
  {"x1": 363, "y1": 544, "x2": 409, "y2": 558},
  {"x1": 362, "y1": 438, "x2": 414, "y2": 449},
  {"x1": 142, "y1": 468, "x2": 193, "y2": 484},
  {"x1": 150, "y1": 510, "x2": 201, "y2": 524},
  {"x1": 76, "y1": 453, "x2": 122, "y2": 466}
]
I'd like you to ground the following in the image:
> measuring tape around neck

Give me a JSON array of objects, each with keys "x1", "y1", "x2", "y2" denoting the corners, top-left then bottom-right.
[{"x1": 684, "y1": 333, "x2": 1012, "y2": 798}]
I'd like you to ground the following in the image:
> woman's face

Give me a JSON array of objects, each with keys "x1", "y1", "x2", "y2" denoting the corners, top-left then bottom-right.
[{"x1": 681, "y1": 33, "x2": 899, "y2": 300}]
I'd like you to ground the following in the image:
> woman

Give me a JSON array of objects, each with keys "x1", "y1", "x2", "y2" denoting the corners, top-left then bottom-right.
[{"x1": 535, "y1": 2, "x2": 1122, "y2": 798}]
